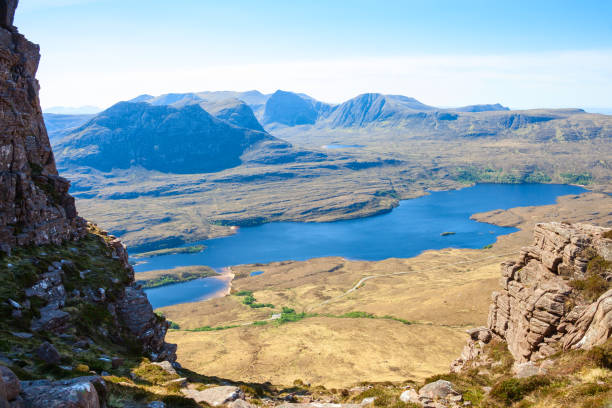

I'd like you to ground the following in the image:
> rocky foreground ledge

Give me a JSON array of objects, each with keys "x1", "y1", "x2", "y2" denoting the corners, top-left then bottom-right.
[{"x1": 453, "y1": 222, "x2": 611, "y2": 371}]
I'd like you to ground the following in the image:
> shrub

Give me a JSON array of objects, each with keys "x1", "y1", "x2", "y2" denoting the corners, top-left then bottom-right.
[
  {"x1": 603, "y1": 230, "x2": 612, "y2": 239},
  {"x1": 586, "y1": 342, "x2": 612, "y2": 369},
  {"x1": 490, "y1": 376, "x2": 551, "y2": 404}
]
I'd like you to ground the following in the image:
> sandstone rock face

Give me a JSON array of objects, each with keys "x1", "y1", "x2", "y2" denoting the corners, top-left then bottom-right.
[
  {"x1": 562, "y1": 289, "x2": 612, "y2": 350},
  {"x1": 116, "y1": 286, "x2": 176, "y2": 362},
  {"x1": 487, "y1": 223, "x2": 612, "y2": 362},
  {"x1": 0, "y1": 0, "x2": 86, "y2": 253}
]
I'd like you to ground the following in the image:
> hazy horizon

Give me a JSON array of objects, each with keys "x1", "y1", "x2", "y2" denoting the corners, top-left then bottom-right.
[{"x1": 17, "y1": 0, "x2": 612, "y2": 111}]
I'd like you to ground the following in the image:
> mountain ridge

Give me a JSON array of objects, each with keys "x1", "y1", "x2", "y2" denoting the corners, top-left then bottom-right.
[{"x1": 55, "y1": 101, "x2": 283, "y2": 174}]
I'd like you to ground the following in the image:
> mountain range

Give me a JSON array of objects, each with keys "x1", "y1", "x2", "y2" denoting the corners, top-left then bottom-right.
[{"x1": 49, "y1": 90, "x2": 611, "y2": 177}]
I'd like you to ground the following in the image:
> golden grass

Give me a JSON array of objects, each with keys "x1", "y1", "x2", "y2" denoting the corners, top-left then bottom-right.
[
  {"x1": 158, "y1": 193, "x2": 612, "y2": 388},
  {"x1": 167, "y1": 317, "x2": 466, "y2": 388}
]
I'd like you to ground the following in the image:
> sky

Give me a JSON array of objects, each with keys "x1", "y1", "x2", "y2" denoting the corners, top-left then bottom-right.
[{"x1": 15, "y1": 0, "x2": 612, "y2": 111}]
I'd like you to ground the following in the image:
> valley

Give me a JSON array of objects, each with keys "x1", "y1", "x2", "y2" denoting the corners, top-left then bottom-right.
[
  {"x1": 47, "y1": 91, "x2": 612, "y2": 251},
  {"x1": 156, "y1": 191, "x2": 612, "y2": 387},
  {"x1": 2, "y1": 1, "x2": 611, "y2": 406}
]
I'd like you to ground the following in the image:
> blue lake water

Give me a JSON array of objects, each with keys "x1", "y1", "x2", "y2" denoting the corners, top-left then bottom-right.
[
  {"x1": 139, "y1": 183, "x2": 586, "y2": 308},
  {"x1": 250, "y1": 271, "x2": 265, "y2": 276},
  {"x1": 145, "y1": 277, "x2": 228, "y2": 309}
]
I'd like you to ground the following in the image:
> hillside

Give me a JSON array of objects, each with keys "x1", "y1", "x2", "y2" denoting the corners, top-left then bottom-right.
[
  {"x1": 43, "y1": 113, "x2": 95, "y2": 142},
  {"x1": 263, "y1": 90, "x2": 332, "y2": 126},
  {"x1": 54, "y1": 101, "x2": 283, "y2": 173}
]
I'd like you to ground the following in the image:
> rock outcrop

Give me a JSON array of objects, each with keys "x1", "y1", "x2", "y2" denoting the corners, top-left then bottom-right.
[
  {"x1": 0, "y1": 3, "x2": 175, "y2": 399},
  {"x1": 1, "y1": 365, "x2": 107, "y2": 408},
  {"x1": 0, "y1": 0, "x2": 86, "y2": 253},
  {"x1": 471, "y1": 223, "x2": 612, "y2": 365}
]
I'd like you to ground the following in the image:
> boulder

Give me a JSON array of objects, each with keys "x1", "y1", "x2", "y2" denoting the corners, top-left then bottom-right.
[
  {"x1": 182, "y1": 385, "x2": 244, "y2": 406},
  {"x1": 276, "y1": 404, "x2": 362, "y2": 408},
  {"x1": 400, "y1": 388, "x2": 420, "y2": 404},
  {"x1": 151, "y1": 361, "x2": 176, "y2": 376},
  {"x1": 228, "y1": 400, "x2": 256, "y2": 408},
  {"x1": 115, "y1": 287, "x2": 176, "y2": 362},
  {"x1": 0, "y1": 366, "x2": 20, "y2": 401},
  {"x1": 31, "y1": 306, "x2": 70, "y2": 332},
  {"x1": 419, "y1": 380, "x2": 460, "y2": 400},
  {"x1": 111, "y1": 357, "x2": 124, "y2": 369},
  {"x1": 35, "y1": 342, "x2": 61, "y2": 365},
  {"x1": 20, "y1": 376, "x2": 106, "y2": 408},
  {"x1": 513, "y1": 362, "x2": 547, "y2": 378}
]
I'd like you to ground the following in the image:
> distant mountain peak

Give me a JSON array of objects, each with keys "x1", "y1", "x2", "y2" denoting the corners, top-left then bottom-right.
[
  {"x1": 263, "y1": 90, "x2": 330, "y2": 126},
  {"x1": 55, "y1": 101, "x2": 278, "y2": 174}
]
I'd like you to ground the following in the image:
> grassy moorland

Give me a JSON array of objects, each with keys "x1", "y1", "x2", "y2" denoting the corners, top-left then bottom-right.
[
  {"x1": 131, "y1": 245, "x2": 205, "y2": 259},
  {"x1": 135, "y1": 265, "x2": 216, "y2": 289},
  {"x1": 158, "y1": 192, "x2": 612, "y2": 388},
  {"x1": 59, "y1": 107, "x2": 612, "y2": 251}
]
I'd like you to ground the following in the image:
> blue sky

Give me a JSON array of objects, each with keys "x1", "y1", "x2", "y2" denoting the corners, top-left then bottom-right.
[{"x1": 16, "y1": 0, "x2": 612, "y2": 111}]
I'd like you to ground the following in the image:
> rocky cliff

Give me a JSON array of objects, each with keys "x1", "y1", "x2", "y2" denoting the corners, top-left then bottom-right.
[
  {"x1": 0, "y1": 2, "x2": 177, "y2": 406},
  {"x1": 452, "y1": 222, "x2": 612, "y2": 373},
  {"x1": 0, "y1": 0, "x2": 85, "y2": 253}
]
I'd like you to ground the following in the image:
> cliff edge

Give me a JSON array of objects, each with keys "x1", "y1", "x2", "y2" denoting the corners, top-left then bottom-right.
[
  {"x1": 0, "y1": 0, "x2": 85, "y2": 253},
  {"x1": 487, "y1": 222, "x2": 611, "y2": 363},
  {"x1": 0, "y1": 2, "x2": 177, "y2": 406}
]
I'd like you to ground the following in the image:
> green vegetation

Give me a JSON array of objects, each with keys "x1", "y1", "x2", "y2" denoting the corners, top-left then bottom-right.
[
  {"x1": 423, "y1": 339, "x2": 612, "y2": 407},
  {"x1": 351, "y1": 386, "x2": 416, "y2": 407},
  {"x1": 489, "y1": 376, "x2": 552, "y2": 404},
  {"x1": 278, "y1": 307, "x2": 313, "y2": 324},
  {"x1": 452, "y1": 167, "x2": 553, "y2": 185},
  {"x1": 234, "y1": 290, "x2": 275, "y2": 309},
  {"x1": 135, "y1": 266, "x2": 216, "y2": 289},
  {"x1": 187, "y1": 324, "x2": 240, "y2": 332},
  {"x1": 0, "y1": 225, "x2": 132, "y2": 329},
  {"x1": 131, "y1": 245, "x2": 205, "y2": 259},
  {"x1": 569, "y1": 255, "x2": 611, "y2": 302},
  {"x1": 440, "y1": 231, "x2": 456, "y2": 236},
  {"x1": 327, "y1": 311, "x2": 413, "y2": 325},
  {"x1": 560, "y1": 172, "x2": 593, "y2": 185},
  {"x1": 482, "y1": 244, "x2": 493, "y2": 249}
]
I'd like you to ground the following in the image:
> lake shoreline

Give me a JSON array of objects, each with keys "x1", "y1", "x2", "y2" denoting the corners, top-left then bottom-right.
[
  {"x1": 127, "y1": 182, "x2": 592, "y2": 255},
  {"x1": 140, "y1": 184, "x2": 591, "y2": 308}
]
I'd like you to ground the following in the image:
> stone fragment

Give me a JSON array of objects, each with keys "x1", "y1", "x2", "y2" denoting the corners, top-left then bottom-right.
[
  {"x1": 35, "y1": 342, "x2": 61, "y2": 365},
  {"x1": 228, "y1": 400, "x2": 256, "y2": 408},
  {"x1": 181, "y1": 385, "x2": 244, "y2": 406},
  {"x1": 31, "y1": 307, "x2": 70, "y2": 332},
  {"x1": 513, "y1": 362, "x2": 547, "y2": 378},
  {"x1": 152, "y1": 360, "x2": 177, "y2": 375},
  {"x1": 116, "y1": 287, "x2": 176, "y2": 362},
  {"x1": 419, "y1": 380, "x2": 460, "y2": 400},
  {"x1": 0, "y1": 366, "x2": 20, "y2": 401},
  {"x1": 111, "y1": 357, "x2": 124, "y2": 369},
  {"x1": 399, "y1": 388, "x2": 420, "y2": 404}
]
